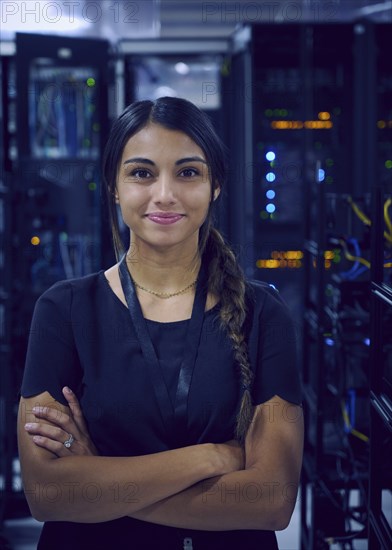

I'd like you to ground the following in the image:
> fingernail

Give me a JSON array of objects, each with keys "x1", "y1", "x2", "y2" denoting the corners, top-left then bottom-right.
[
  {"x1": 64, "y1": 386, "x2": 72, "y2": 394},
  {"x1": 32, "y1": 406, "x2": 46, "y2": 413},
  {"x1": 24, "y1": 423, "x2": 35, "y2": 429},
  {"x1": 33, "y1": 436, "x2": 42, "y2": 442}
]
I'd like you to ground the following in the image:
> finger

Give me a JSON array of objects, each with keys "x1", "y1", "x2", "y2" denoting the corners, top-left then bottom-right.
[
  {"x1": 62, "y1": 387, "x2": 88, "y2": 430},
  {"x1": 24, "y1": 422, "x2": 68, "y2": 442},
  {"x1": 32, "y1": 405, "x2": 69, "y2": 425},
  {"x1": 32, "y1": 406, "x2": 80, "y2": 439},
  {"x1": 31, "y1": 435, "x2": 70, "y2": 458}
]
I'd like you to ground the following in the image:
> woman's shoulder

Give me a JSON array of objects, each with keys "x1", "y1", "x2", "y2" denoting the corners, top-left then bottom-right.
[
  {"x1": 37, "y1": 270, "x2": 104, "y2": 305},
  {"x1": 245, "y1": 279, "x2": 293, "y2": 321},
  {"x1": 246, "y1": 279, "x2": 281, "y2": 304}
]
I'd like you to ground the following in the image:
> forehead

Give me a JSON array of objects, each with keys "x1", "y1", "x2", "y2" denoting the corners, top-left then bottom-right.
[{"x1": 121, "y1": 123, "x2": 206, "y2": 160}]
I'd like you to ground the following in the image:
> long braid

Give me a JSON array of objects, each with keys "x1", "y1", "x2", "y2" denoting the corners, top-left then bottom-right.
[{"x1": 201, "y1": 223, "x2": 254, "y2": 445}]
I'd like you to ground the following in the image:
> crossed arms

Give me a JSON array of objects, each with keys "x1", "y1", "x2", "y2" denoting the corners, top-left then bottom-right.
[{"x1": 17, "y1": 389, "x2": 303, "y2": 531}]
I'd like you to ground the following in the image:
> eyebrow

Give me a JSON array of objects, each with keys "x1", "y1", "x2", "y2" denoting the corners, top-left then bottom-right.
[
  {"x1": 123, "y1": 157, "x2": 154, "y2": 166},
  {"x1": 175, "y1": 156, "x2": 207, "y2": 166},
  {"x1": 123, "y1": 156, "x2": 207, "y2": 166}
]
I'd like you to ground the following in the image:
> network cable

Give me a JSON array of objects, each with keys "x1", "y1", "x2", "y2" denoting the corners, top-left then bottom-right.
[
  {"x1": 338, "y1": 238, "x2": 370, "y2": 269},
  {"x1": 341, "y1": 400, "x2": 369, "y2": 443},
  {"x1": 337, "y1": 237, "x2": 366, "y2": 280},
  {"x1": 384, "y1": 197, "x2": 392, "y2": 239},
  {"x1": 347, "y1": 196, "x2": 392, "y2": 243}
]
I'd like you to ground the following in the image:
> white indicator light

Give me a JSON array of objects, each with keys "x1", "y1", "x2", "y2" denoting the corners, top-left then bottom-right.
[
  {"x1": 266, "y1": 151, "x2": 276, "y2": 161},
  {"x1": 266, "y1": 172, "x2": 276, "y2": 182},
  {"x1": 266, "y1": 203, "x2": 276, "y2": 213},
  {"x1": 266, "y1": 190, "x2": 276, "y2": 199}
]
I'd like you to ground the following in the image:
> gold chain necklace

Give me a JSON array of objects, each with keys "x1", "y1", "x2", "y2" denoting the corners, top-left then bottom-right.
[{"x1": 132, "y1": 278, "x2": 197, "y2": 299}]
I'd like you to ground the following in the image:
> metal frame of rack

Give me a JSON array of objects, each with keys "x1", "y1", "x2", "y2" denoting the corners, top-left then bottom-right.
[{"x1": 368, "y1": 183, "x2": 392, "y2": 549}]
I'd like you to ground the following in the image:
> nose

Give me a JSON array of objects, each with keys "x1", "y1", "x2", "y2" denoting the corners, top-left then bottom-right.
[{"x1": 152, "y1": 173, "x2": 176, "y2": 204}]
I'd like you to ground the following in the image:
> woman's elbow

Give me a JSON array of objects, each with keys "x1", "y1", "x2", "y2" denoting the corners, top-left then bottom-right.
[
  {"x1": 23, "y1": 490, "x2": 49, "y2": 522},
  {"x1": 29, "y1": 507, "x2": 48, "y2": 523},
  {"x1": 20, "y1": 459, "x2": 63, "y2": 522},
  {"x1": 22, "y1": 477, "x2": 57, "y2": 522},
  {"x1": 272, "y1": 499, "x2": 297, "y2": 531},
  {"x1": 248, "y1": 493, "x2": 297, "y2": 531}
]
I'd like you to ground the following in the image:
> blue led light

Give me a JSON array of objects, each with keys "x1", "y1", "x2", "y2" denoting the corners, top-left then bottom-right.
[
  {"x1": 266, "y1": 203, "x2": 276, "y2": 213},
  {"x1": 266, "y1": 172, "x2": 276, "y2": 182},
  {"x1": 266, "y1": 190, "x2": 276, "y2": 199},
  {"x1": 266, "y1": 151, "x2": 276, "y2": 162},
  {"x1": 325, "y1": 338, "x2": 334, "y2": 346},
  {"x1": 318, "y1": 168, "x2": 326, "y2": 182},
  {"x1": 363, "y1": 338, "x2": 370, "y2": 346}
]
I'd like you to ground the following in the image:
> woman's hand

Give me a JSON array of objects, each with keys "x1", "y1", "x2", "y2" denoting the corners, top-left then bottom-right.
[{"x1": 24, "y1": 386, "x2": 99, "y2": 457}]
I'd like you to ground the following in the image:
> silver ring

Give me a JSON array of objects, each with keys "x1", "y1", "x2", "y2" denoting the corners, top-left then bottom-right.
[{"x1": 64, "y1": 433, "x2": 75, "y2": 449}]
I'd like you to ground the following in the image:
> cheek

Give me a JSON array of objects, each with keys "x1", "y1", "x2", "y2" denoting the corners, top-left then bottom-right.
[
  {"x1": 184, "y1": 187, "x2": 212, "y2": 211},
  {"x1": 118, "y1": 187, "x2": 148, "y2": 208}
]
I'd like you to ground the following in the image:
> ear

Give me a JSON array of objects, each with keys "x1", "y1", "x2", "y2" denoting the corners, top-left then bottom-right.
[
  {"x1": 213, "y1": 186, "x2": 221, "y2": 201},
  {"x1": 108, "y1": 186, "x2": 119, "y2": 203}
]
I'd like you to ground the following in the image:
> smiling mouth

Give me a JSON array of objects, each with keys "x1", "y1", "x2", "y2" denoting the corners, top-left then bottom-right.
[{"x1": 146, "y1": 213, "x2": 185, "y2": 225}]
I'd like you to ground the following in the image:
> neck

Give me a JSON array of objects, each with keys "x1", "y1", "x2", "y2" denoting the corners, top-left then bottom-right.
[{"x1": 124, "y1": 237, "x2": 201, "y2": 294}]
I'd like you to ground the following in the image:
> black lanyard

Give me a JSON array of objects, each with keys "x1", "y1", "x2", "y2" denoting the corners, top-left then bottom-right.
[{"x1": 118, "y1": 253, "x2": 208, "y2": 446}]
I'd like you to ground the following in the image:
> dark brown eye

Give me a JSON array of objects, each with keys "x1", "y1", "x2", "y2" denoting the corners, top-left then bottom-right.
[
  {"x1": 130, "y1": 169, "x2": 151, "y2": 179},
  {"x1": 180, "y1": 168, "x2": 199, "y2": 178}
]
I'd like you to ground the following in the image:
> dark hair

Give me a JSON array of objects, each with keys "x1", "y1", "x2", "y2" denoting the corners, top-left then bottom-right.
[{"x1": 102, "y1": 96, "x2": 254, "y2": 444}]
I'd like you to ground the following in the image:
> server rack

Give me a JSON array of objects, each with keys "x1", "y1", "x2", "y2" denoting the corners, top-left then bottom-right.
[
  {"x1": 0, "y1": 33, "x2": 111, "y2": 522},
  {"x1": 0, "y1": 51, "x2": 16, "y2": 534},
  {"x1": 228, "y1": 21, "x2": 391, "y2": 548},
  {"x1": 224, "y1": 27, "x2": 255, "y2": 277},
  {"x1": 228, "y1": 23, "x2": 313, "y2": 318},
  {"x1": 368, "y1": 21, "x2": 392, "y2": 549},
  {"x1": 301, "y1": 22, "x2": 376, "y2": 549},
  {"x1": 301, "y1": 21, "x2": 392, "y2": 549},
  {"x1": 369, "y1": 182, "x2": 392, "y2": 550}
]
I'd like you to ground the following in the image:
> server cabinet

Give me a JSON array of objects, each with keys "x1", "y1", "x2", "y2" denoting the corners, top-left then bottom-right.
[
  {"x1": 228, "y1": 21, "x2": 391, "y2": 548},
  {"x1": 368, "y1": 24, "x2": 392, "y2": 550},
  {"x1": 0, "y1": 32, "x2": 111, "y2": 520}
]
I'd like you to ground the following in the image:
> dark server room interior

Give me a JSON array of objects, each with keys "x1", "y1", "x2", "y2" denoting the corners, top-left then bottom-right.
[{"x1": 0, "y1": 1, "x2": 391, "y2": 549}]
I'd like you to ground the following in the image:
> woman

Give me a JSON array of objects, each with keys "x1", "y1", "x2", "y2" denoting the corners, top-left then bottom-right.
[{"x1": 18, "y1": 97, "x2": 303, "y2": 549}]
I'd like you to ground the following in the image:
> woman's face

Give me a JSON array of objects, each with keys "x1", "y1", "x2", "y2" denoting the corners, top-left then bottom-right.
[{"x1": 116, "y1": 122, "x2": 219, "y2": 253}]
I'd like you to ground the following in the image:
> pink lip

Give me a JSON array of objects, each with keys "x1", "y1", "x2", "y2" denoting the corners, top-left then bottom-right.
[{"x1": 146, "y1": 212, "x2": 185, "y2": 225}]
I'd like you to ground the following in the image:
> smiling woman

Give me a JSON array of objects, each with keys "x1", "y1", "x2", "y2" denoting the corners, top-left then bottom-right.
[
  {"x1": 115, "y1": 123, "x2": 217, "y2": 262},
  {"x1": 17, "y1": 97, "x2": 303, "y2": 549}
]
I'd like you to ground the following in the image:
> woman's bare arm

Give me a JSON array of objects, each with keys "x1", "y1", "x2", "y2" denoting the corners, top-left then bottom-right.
[
  {"x1": 130, "y1": 395, "x2": 304, "y2": 531},
  {"x1": 17, "y1": 391, "x2": 243, "y2": 523}
]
